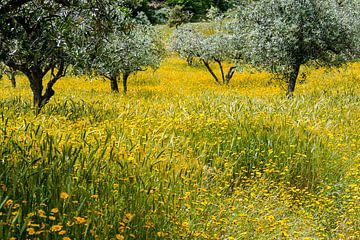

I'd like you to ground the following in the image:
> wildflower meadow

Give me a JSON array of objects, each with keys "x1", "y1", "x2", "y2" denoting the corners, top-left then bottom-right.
[{"x1": 1, "y1": 57, "x2": 359, "y2": 239}]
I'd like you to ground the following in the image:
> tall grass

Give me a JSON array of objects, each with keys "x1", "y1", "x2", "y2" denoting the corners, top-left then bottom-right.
[{"x1": 0, "y1": 58, "x2": 359, "y2": 239}]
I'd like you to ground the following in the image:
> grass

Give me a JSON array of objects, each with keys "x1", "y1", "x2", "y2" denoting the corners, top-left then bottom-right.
[{"x1": 0, "y1": 57, "x2": 359, "y2": 239}]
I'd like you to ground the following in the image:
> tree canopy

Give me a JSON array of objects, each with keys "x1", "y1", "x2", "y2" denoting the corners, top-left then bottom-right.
[
  {"x1": 0, "y1": 0, "x2": 128, "y2": 109},
  {"x1": 236, "y1": 0, "x2": 360, "y2": 96},
  {"x1": 170, "y1": 23, "x2": 243, "y2": 85},
  {"x1": 88, "y1": 13, "x2": 165, "y2": 93}
]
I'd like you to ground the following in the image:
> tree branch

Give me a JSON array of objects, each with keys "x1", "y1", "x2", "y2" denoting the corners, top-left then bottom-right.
[
  {"x1": 326, "y1": 46, "x2": 340, "y2": 55},
  {"x1": 214, "y1": 58, "x2": 225, "y2": 84},
  {"x1": 224, "y1": 66, "x2": 236, "y2": 85},
  {"x1": 103, "y1": 74, "x2": 113, "y2": 81},
  {"x1": 202, "y1": 59, "x2": 220, "y2": 84},
  {"x1": 13, "y1": 16, "x2": 34, "y2": 35},
  {"x1": 6, "y1": 60, "x2": 29, "y2": 76},
  {"x1": 40, "y1": 62, "x2": 66, "y2": 108}
]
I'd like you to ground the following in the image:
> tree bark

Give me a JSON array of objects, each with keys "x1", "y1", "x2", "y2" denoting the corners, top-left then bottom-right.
[
  {"x1": 122, "y1": 71, "x2": 130, "y2": 94},
  {"x1": 2, "y1": 67, "x2": 16, "y2": 88},
  {"x1": 9, "y1": 71, "x2": 16, "y2": 88},
  {"x1": 224, "y1": 66, "x2": 236, "y2": 85},
  {"x1": 27, "y1": 68, "x2": 45, "y2": 110},
  {"x1": 42, "y1": 85, "x2": 55, "y2": 106},
  {"x1": 23, "y1": 64, "x2": 65, "y2": 111},
  {"x1": 110, "y1": 75, "x2": 119, "y2": 93},
  {"x1": 40, "y1": 64, "x2": 66, "y2": 108},
  {"x1": 186, "y1": 55, "x2": 194, "y2": 66},
  {"x1": 286, "y1": 63, "x2": 301, "y2": 97},
  {"x1": 214, "y1": 59, "x2": 225, "y2": 84},
  {"x1": 202, "y1": 60, "x2": 220, "y2": 84}
]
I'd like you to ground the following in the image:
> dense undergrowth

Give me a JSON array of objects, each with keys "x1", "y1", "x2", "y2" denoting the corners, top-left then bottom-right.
[{"x1": 0, "y1": 58, "x2": 359, "y2": 239}]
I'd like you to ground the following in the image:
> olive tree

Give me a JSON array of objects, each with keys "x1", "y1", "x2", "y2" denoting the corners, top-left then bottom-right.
[
  {"x1": 236, "y1": 0, "x2": 360, "y2": 96},
  {"x1": 170, "y1": 25, "x2": 242, "y2": 85},
  {"x1": 89, "y1": 14, "x2": 165, "y2": 94},
  {"x1": 0, "y1": 0, "x2": 125, "y2": 110}
]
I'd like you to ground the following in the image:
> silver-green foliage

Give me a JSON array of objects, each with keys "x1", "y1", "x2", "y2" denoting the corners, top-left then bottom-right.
[
  {"x1": 92, "y1": 13, "x2": 165, "y2": 93},
  {"x1": 0, "y1": 0, "x2": 128, "y2": 108},
  {"x1": 235, "y1": 0, "x2": 360, "y2": 95},
  {"x1": 169, "y1": 26, "x2": 205, "y2": 62},
  {"x1": 169, "y1": 24, "x2": 242, "y2": 84},
  {"x1": 167, "y1": 5, "x2": 193, "y2": 28}
]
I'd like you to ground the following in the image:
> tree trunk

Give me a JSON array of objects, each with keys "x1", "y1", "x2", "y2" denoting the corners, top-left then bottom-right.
[
  {"x1": 1, "y1": 67, "x2": 16, "y2": 88},
  {"x1": 27, "y1": 69, "x2": 44, "y2": 110},
  {"x1": 202, "y1": 60, "x2": 220, "y2": 84},
  {"x1": 40, "y1": 64, "x2": 65, "y2": 108},
  {"x1": 224, "y1": 66, "x2": 236, "y2": 85},
  {"x1": 214, "y1": 59, "x2": 225, "y2": 84},
  {"x1": 122, "y1": 71, "x2": 130, "y2": 94},
  {"x1": 186, "y1": 55, "x2": 194, "y2": 66},
  {"x1": 286, "y1": 63, "x2": 301, "y2": 98},
  {"x1": 9, "y1": 72, "x2": 16, "y2": 88},
  {"x1": 25, "y1": 65, "x2": 64, "y2": 111},
  {"x1": 42, "y1": 84, "x2": 55, "y2": 106},
  {"x1": 110, "y1": 75, "x2": 119, "y2": 93}
]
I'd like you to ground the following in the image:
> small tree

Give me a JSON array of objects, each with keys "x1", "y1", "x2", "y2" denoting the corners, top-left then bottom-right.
[
  {"x1": 170, "y1": 25, "x2": 242, "y2": 85},
  {"x1": 167, "y1": 5, "x2": 193, "y2": 28},
  {"x1": 169, "y1": 26, "x2": 203, "y2": 66},
  {"x1": 90, "y1": 14, "x2": 165, "y2": 94},
  {"x1": 206, "y1": 6, "x2": 222, "y2": 21},
  {"x1": 236, "y1": 0, "x2": 360, "y2": 96}
]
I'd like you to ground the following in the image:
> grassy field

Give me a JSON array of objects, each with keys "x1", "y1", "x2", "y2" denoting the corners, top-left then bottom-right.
[{"x1": 0, "y1": 57, "x2": 359, "y2": 239}]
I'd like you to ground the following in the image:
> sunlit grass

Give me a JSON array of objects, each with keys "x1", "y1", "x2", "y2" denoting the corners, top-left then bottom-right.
[{"x1": 0, "y1": 57, "x2": 359, "y2": 239}]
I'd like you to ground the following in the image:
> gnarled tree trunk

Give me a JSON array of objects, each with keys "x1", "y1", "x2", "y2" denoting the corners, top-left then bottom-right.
[
  {"x1": 286, "y1": 63, "x2": 301, "y2": 98},
  {"x1": 9, "y1": 71, "x2": 16, "y2": 88},
  {"x1": 202, "y1": 59, "x2": 237, "y2": 85},
  {"x1": 4, "y1": 67, "x2": 17, "y2": 88},
  {"x1": 122, "y1": 71, "x2": 130, "y2": 94},
  {"x1": 27, "y1": 67, "x2": 45, "y2": 109},
  {"x1": 110, "y1": 75, "x2": 119, "y2": 93},
  {"x1": 1, "y1": 66, "x2": 17, "y2": 88},
  {"x1": 224, "y1": 66, "x2": 236, "y2": 85},
  {"x1": 202, "y1": 60, "x2": 220, "y2": 84},
  {"x1": 22, "y1": 63, "x2": 65, "y2": 111}
]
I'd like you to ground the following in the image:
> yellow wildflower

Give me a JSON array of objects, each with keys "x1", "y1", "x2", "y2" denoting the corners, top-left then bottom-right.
[
  {"x1": 124, "y1": 213, "x2": 135, "y2": 222},
  {"x1": 27, "y1": 212, "x2": 35, "y2": 218},
  {"x1": 51, "y1": 208, "x2": 59, "y2": 214},
  {"x1": 5, "y1": 199, "x2": 13, "y2": 208},
  {"x1": 37, "y1": 209, "x2": 46, "y2": 218},
  {"x1": 74, "y1": 216, "x2": 87, "y2": 224},
  {"x1": 67, "y1": 221, "x2": 74, "y2": 227},
  {"x1": 60, "y1": 192, "x2": 69, "y2": 200},
  {"x1": 115, "y1": 234, "x2": 125, "y2": 240},
  {"x1": 51, "y1": 224, "x2": 63, "y2": 232},
  {"x1": 12, "y1": 203, "x2": 20, "y2": 209},
  {"x1": 91, "y1": 194, "x2": 99, "y2": 200},
  {"x1": 27, "y1": 228, "x2": 36, "y2": 235},
  {"x1": 182, "y1": 221, "x2": 189, "y2": 227}
]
